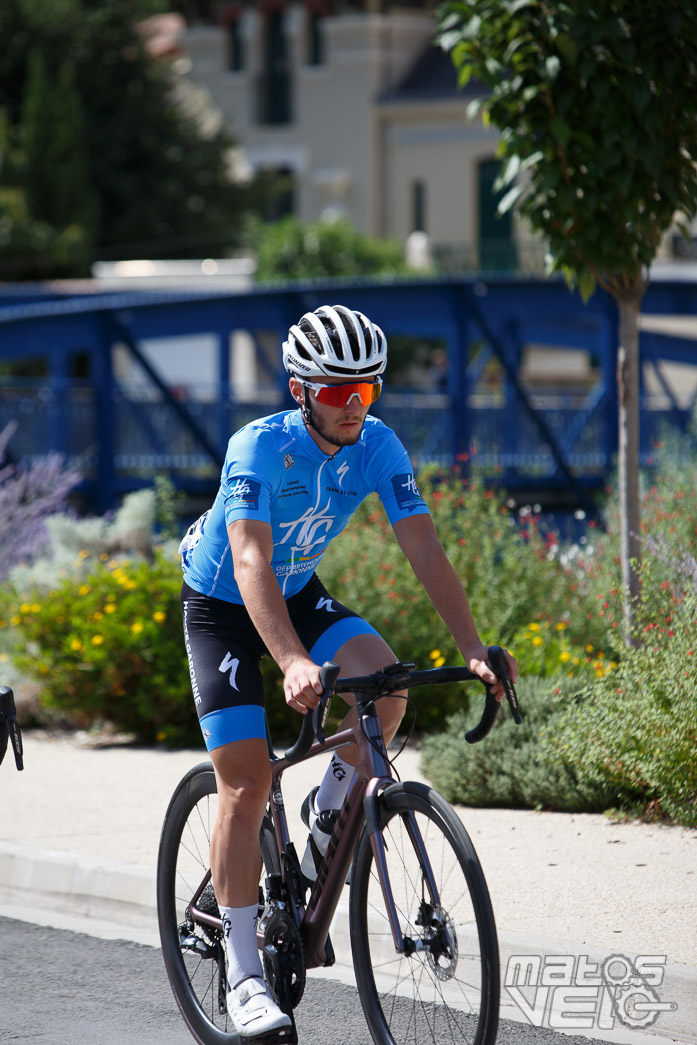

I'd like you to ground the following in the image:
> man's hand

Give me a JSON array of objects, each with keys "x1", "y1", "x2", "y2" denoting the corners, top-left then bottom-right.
[
  {"x1": 283, "y1": 657, "x2": 324, "y2": 715},
  {"x1": 463, "y1": 644, "x2": 519, "y2": 702}
]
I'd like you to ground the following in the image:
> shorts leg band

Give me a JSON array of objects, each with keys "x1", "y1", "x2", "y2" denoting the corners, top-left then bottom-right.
[
  {"x1": 199, "y1": 705, "x2": 267, "y2": 751},
  {"x1": 308, "y1": 617, "x2": 379, "y2": 667}
]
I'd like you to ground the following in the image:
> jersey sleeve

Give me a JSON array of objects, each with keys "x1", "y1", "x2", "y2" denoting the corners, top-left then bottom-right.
[
  {"x1": 369, "y1": 426, "x2": 430, "y2": 525},
  {"x1": 221, "y1": 427, "x2": 282, "y2": 528}
]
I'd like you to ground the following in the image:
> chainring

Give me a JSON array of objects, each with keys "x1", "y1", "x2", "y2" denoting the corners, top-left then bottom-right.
[{"x1": 262, "y1": 909, "x2": 306, "y2": 1010}]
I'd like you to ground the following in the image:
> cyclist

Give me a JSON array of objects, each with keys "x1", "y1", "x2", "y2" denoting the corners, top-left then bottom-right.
[{"x1": 179, "y1": 304, "x2": 518, "y2": 1038}]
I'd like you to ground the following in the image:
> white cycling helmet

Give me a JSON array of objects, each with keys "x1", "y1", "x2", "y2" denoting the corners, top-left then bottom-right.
[{"x1": 283, "y1": 305, "x2": 387, "y2": 379}]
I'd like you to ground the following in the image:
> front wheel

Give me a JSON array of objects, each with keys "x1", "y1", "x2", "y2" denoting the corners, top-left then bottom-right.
[
  {"x1": 156, "y1": 762, "x2": 280, "y2": 1045},
  {"x1": 349, "y1": 782, "x2": 499, "y2": 1045}
]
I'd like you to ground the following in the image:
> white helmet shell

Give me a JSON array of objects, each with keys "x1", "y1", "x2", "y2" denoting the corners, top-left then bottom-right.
[{"x1": 283, "y1": 305, "x2": 387, "y2": 378}]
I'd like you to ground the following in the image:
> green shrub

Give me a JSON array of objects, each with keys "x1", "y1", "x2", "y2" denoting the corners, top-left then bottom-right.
[
  {"x1": 318, "y1": 467, "x2": 608, "y2": 729},
  {"x1": 420, "y1": 675, "x2": 622, "y2": 811},
  {"x1": 550, "y1": 544, "x2": 697, "y2": 826},
  {"x1": 5, "y1": 548, "x2": 197, "y2": 746}
]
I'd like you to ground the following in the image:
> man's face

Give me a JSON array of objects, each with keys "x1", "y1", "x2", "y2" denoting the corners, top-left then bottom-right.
[{"x1": 289, "y1": 375, "x2": 378, "y2": 451}]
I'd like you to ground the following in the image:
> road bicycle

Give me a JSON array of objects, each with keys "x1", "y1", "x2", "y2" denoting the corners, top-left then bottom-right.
[{"x1": 157, "y1": 646, "x2": 520, "y2": 1045}]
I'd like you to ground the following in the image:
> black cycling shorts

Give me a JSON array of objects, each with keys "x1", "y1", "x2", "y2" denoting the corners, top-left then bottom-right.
[{"x1": 181, "y1": 576, "x2": 379, "y2": 751}]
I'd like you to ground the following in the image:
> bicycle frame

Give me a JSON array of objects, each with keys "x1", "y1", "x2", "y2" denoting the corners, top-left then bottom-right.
[{"x1": 266, "y1": 692, "x2": 446, "y2": 971}]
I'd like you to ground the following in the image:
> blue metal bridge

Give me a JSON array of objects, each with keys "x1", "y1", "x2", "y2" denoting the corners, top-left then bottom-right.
[{"x1": 0, "y1": 273, "x2": 696, "y2": 512}]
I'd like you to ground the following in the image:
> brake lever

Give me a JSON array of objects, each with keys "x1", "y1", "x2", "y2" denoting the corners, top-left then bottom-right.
[{"x1": 487, "y1": 645, "x2": 522, "y2": 724}]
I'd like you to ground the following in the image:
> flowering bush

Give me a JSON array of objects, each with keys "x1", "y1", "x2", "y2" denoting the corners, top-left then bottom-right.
[
  {"x1": 5, "y1": 548, "x2": 197, "y2": 746},
  {"x1": 547, "y1": 542, "x2": 697, "y2": 825}
]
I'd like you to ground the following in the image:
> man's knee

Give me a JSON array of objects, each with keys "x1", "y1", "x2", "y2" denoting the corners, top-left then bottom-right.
[{"x1": 211, "y1": 737, "x2": 271, "y2": 818}]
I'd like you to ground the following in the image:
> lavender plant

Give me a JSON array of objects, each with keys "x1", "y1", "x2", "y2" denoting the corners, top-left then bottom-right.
[{"x1": 0, "y1": 422, "x2": 81, "y2": 581}]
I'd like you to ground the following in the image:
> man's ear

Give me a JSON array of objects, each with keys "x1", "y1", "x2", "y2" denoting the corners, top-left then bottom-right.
[{"x1": 289, "y1": 377, "x2": 304, "y2": 405}]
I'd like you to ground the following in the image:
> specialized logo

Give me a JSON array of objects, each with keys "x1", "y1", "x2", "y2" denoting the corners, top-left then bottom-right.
[
  {"x1": 392, "y1": 473, "x2": 426, "y2": 513},
  {"x1": 225, "y1": 476, "x2": 261, "y2": 511},
  {"x1": 278, "y1": 500, "x2": 335, "y2": 556},
  {"x1": 218, "y1": 652, "x2": 240, "y2": 690},
  {"x1": 316, "y1": 597, "x2": 336, "y2": 613},
  {"x1": 336, "y1": 461, "x2": 350, "y2": 487}
]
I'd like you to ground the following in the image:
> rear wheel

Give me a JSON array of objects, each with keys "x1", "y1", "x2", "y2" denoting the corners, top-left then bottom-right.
[
  {"x1": 156, "y1": 762, "x2": 279, "y2": 1044},
  {"x1": 349, "y1": 782, "x2": 499, "y2": 1045}
]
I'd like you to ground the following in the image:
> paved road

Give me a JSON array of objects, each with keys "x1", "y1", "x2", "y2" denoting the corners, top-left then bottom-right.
[{"x1": 0, "y1": 916, "x2": 612, "y2": 1045}]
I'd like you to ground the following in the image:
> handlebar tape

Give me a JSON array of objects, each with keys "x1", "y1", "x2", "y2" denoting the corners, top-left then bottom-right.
[
  {"x1": 0, "y1": 687, "x2": 24, "y2": 771},
  {"x1": 465, "y1": 645, "x2": 520, "y2": 744}
]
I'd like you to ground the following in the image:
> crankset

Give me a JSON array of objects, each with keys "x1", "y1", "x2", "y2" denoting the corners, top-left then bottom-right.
[{"x1": 262, "y1": 908, "x2": 305, "y2": 1045}]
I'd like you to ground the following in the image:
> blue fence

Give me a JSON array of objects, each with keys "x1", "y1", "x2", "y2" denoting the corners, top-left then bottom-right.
[{"x1": 1, "y1": 274, "x2": 696, "y2": 511}]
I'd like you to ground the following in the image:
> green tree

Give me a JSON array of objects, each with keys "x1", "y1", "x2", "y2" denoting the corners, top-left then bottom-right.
[
  {"x1": 437, "y1": 0, "x2": 697, "y2": 637},
  {"x1": 0, "y1": 0, "x2": 266, "y2": 277},
  {"x1": 254, "y1": 216, "x2": 410, "y2": 282}
]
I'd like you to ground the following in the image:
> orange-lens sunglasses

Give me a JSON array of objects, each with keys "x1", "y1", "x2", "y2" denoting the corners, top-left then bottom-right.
[{"x1": 299, "y1": 377, "x2": 382, "y2": 408}]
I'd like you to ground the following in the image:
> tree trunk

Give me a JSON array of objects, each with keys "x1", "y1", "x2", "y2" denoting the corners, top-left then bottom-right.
[{"x1": 616, "y1": 292, "x2": 642, "y2": 643}]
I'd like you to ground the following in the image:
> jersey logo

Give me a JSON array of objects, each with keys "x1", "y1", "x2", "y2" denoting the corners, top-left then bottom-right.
[
  {"x1": 226, "y1": 477, "x2": 261, "y2": 511},
  {"x1": 278, "y1": 500, "x2": 335, "y2": 555},
  {"x1": 284, "y1": 454, "x2": 295, "y2": 470},
  {"x1": 219, "y1": 652, "x2": 240, "y2": 690},
  {"x1": 336, "y1": 461, "x2": 350, "y2": 487},
  {"x1": 316, "y1": 597, "x2": 336, "y2": 612},
  {"x1": 391, "y1": 473, "x2": 426, "y2": 514}
]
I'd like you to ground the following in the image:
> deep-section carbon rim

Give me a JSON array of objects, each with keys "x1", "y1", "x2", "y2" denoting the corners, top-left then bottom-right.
[{"x1": 349, "y1": 782, "x2": 499, "y2": 1045}]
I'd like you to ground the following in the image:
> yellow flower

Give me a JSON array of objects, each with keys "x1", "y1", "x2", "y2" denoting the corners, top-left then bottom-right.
[
  {"x1": 131, "y1": 621, "x2": 144, "y2": 634},
  {"x1": 555, "y1": 622, "x2": 567, "y2": 631},
  {"x1": 429, "y1": 649, "x2": 442, "y2": 660},
  {"x1": 434, "y1": 656, "x2": 446, "y2": 667},
  {"x1": 156, "y1": 731, "x2": 168, "y2": 743},
  {"x1": 559, "y1": 651, "x2": 571, "y2": 662},
  {"x1": 105, "y1": 603, "x2": 116, "y2": 614},
  {"x1": 78, "y1": 549, "x2": 89, "y2": 560},
  {"x1": 10, "y1": 615, "x2": 21, "y2": 626},
  {"x1": 0, "y1": 620, "x2": 6, "y2": 629},
  {"x1": 153, "y1": 611, "x2": 166, "y2": 623},
  {"x1": 0, "y1": 653, "x2": 8, "y2": 663},
  {"x1": 31, "y1": 603, "x2": 40, "y2": 613},
  {"x1": 93, "y1": 611, "x2": 103, "y2": 621},
  {"x1": 99, "y1": 552, "x2": 109, "y2": 561},
  {"x1": 70, "y1": 639, "x2": 82, "y2": 651},
  {"x1": 532, "y1": 636, "x2": 543, "y2": 647},
  {"x1": 528, "y1": 622, "x2": 540, "y2": 631},
  {"x1": 585, "y1": 644, "x2": 594, "y2": 653},
  {"x1": 20, "y1": 603, "x2": 31, "y2": 613},
  {"x1": 92, "y1": 635, "x2": 104, "y2": 646},
  {"x1": 78, "y1": 585, "x2": 91, "y2": 597}
]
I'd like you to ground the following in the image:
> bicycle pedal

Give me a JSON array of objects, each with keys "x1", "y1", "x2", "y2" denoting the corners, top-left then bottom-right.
[{"x1": 249, "y1": 1025, "x2": 296, "y2": 1045}]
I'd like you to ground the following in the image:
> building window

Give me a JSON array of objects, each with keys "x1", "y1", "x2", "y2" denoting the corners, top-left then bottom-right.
[
  {"x1": 411, "y1": 180, "x2": 427, "y2": 233},
  {"x1": 306, "y1": 12, "x2": 324, "y2": 66},
  {"x1": 226, "y1": 18, "x2": 244, "y2": 71},
  {"x1": 256, "y1": 10, "x2": 292, "y2": 125}
]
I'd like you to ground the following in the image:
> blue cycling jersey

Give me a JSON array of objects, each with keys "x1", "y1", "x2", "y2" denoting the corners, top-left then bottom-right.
[{"x1": 182, "y1": 409, "x2": 429, "y2": 603}]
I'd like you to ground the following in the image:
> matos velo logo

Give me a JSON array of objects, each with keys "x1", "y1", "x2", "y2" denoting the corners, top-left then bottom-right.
[{"x1": 504, "y1": 952, "x2": 677, "y2": 1032}]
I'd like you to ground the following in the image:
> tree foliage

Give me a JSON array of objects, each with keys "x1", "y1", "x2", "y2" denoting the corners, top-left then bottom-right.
[
  {"x1": 437, "y1": 0, "x2": 697, "y2": 302},
  {"x1": 254, "y1": 216, "x2": 410, "y2": 283},
  {"x1": 437, "y1": 0, "x2": 697, "y2": 634},
  {"x1": 0, "y1": 0, "x2": 264, "y2": 278}
]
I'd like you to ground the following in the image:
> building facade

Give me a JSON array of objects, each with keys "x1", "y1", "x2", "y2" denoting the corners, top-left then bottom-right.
[{"x1": 176, "y1": 0, "x2": 530, "y2": 270}]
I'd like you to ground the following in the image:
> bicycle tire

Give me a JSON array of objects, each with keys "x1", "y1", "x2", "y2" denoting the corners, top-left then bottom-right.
[
  {"x1": 349, "y1": 781, "x2": 499, "y2": 1045},
  {"x1": 156, "y1": 762, "x2": 280, "y2": 1045}
]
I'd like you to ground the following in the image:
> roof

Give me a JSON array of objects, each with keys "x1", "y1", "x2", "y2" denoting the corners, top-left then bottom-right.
[{"x1": 379, "y1": 43, "x2": 486, "y2": 102}]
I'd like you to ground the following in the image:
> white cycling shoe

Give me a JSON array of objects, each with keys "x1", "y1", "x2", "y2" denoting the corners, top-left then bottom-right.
[{"x1": 227, "y1": 976, "x2": 292, "y2": 1038}]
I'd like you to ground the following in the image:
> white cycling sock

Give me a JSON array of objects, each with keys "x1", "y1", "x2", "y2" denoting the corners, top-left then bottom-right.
[
  {"x1": 316, "y1": 751, "x2": 355, "y2": 812},
  {"x1": 220, "y1": 903, "x2": 263, "y2": 989}
]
